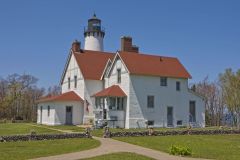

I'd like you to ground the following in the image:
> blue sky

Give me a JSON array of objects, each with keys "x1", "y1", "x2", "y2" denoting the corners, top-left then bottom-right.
[{"x1": 0, "y1": 0, "x2": 240, "y2": 88}]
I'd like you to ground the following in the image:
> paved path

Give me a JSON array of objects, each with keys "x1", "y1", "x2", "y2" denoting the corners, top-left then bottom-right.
[{"x1": 33, "y1": 136, "x2": 208, "y2": 160}]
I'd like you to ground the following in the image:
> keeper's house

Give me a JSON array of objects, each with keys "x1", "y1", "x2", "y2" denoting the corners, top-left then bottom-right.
[{"x1": 37, "y1": 14, "x2": 205, "y2": 128}]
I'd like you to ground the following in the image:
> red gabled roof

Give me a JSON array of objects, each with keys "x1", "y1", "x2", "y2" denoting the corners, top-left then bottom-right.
[
  {"x1": 119, "y1": 51, "x2": 191, "y2": 79},
  {"x1": 92, "y1": 85, "x2": 126, "y2": 97},
  {"x1": 37, "y1": 91, "x2": 84, "y2": 103},
  {"x1": 74, "y1": 50, "x2": 115, "y2": 80}
]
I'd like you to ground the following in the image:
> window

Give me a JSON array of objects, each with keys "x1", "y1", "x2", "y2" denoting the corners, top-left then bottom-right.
[
  {"x1": 117, "y1": 69, "x2": 121, "y2": 83},
  {"x1": 177, "y1": 120, "x2": 183, "y2": 126},
  {"x1": 66, "y1": 106, "x2": 72, "y2": 112},
  {"x1": 95, "y1": 98, "x2": 100, "y2": 108},
  {"x1": 176, "y1": 81, "x2": 180, "y2": 91},
  {"x1": 108, "y1": 97, "x2": 124, "y2": 110},
  {"x1": 109, "y1": 97, "x2": 116, "y2": 110},
  {"x1": 74, "y1": 76, "x2": 77, "y2": 88},
  {"x1": 68, "y1": 77, "x2": 70, "y2": 89},
  {"x1": 117, "y1": 97, "x2": 123, "y2": 110},
  {"x1": 147, "y1": 121, "x2": 154, "y2": 126},
  {"x1": 160, "y1": 77, "x2": 167, "y2": 86},
  {"x1": 147, "y1": 96, "x2": 154, "y2": 108},
  {"x1": 95, "y1": 97, "x2": 104, "y2": 109},
  {"x1": 189, "y1": 101, "x2": 196, "y2": 122},
  {"x1": 47, "y1": 106, "x2": 50, "y2": 117}
]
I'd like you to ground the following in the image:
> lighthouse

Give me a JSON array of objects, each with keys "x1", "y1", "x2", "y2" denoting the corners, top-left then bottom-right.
[{"x1": 84, "y1": 14, "x2": 105, "y2": 51}]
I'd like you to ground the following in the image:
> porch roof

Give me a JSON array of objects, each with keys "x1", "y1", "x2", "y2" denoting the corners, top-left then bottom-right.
[
  {"x1": 92, "y1": 85, "x2": 126, "y2": 97},
  {"x1": 37, "y1": 91, "x2": 84, "y2": 103}
]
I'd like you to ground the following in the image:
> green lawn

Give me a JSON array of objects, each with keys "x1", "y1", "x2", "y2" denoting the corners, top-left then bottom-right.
[
  {"x1": 82, "y1": 152, "x2": 154, "y2": 160},
  {"x1": 114, "y1": 134, "x2": 240, "y2": 160},
  {"x1": 0, "y1": 138, "x2": 100, "y2": 160},
  {"x1": 0, "y1": 123, "x2": 60, "y2": 136}
]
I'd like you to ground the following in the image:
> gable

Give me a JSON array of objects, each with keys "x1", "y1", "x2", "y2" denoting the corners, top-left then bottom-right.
[
  {"x1": 60, "y1": 51, "x2": 83, "y2": 85},
  {"x1": 107, "y1": 53, "x2": 129, "y2": 78},
  {"x1": 61, "y1": 51, "x2": 85, "y2": 97}
]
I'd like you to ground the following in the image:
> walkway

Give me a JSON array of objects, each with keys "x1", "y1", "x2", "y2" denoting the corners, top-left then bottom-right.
[
  {"x1": 27, "y1": 124, "x2": 74, "y2": 133},
  {"x1": 33, "y1": 136, "x2": 208, "y2": 160}
]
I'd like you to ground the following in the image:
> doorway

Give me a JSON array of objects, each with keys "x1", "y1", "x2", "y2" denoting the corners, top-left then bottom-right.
[
  {"x1": 40, "y1": 106, "x2": 42, "y2": 124},
  {"x1": 189, "y1": 101, "x2": 196, "y2": 122},
  {"x1": 66, "y1": 106, "x2": 73, "y2": 125},
  {"x1": 103, "y1": 108, "x2": 107, "y2": 120},
  {"x1": 167, "y1": 106, "x2": 173, "y2": 127}
]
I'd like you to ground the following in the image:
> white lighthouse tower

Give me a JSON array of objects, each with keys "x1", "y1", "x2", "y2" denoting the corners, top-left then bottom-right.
[{"x1": 84, "y1": 14, "x2": 105, "y2": 51}]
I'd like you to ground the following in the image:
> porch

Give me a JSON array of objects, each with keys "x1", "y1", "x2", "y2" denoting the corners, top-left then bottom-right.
[{"x1": 92, "y1": 85, "x2": 127, "y2": 128}]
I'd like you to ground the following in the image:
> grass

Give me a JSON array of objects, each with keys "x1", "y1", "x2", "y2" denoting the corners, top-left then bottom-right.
[
  {"x1": 0, "y1": 138, "x2": 100, "y2": 160},
  {"x1": 114, "y1": 134, "x2": 240, "y2": 160},
  {"x1": 38, "y1": 124, "x2": 85, "y2": 133},
  {"x1": 0, "y1": 123, "x2": 61, "y2": 136},
  {"x1": 82, "y1": 152, "x2": 154, "y2": 160}
]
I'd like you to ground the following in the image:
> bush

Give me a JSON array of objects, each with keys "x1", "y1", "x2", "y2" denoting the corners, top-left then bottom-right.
[
  {"x1": 89, "y1": 118, "x2": 94, "y2": 125},
  {"x1": 169, "y1": 145, "x2": 192, "y2": 156},
  {"x1": 30, "y1": 130, "x2": 37, "y2": 136}
]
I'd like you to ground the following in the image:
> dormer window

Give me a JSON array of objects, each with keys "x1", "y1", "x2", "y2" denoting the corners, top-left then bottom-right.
[{"x1": 117, "y1": 69, "x2": 121, "y2": 83}]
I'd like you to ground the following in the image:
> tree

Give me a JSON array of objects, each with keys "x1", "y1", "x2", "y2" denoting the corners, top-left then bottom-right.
[
  {"x1": 0, "y1": 73, "x2": 44, "y2": 121},
  {"x1": 47, "y1": 85, "x2": 61, "y2": 96},
  {"x1": 219, "y1": 68, "x2": 240, "y2": 128},
  {"x1": 192, "y1": 77, "x2": 225, "y2": 126}
]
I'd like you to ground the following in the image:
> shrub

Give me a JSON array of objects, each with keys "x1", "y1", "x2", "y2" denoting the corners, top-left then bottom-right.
[
  {"x1": 30, "y1": 130, "x2": 37, "y2": 136},
  {"x1": 169, "y1": 145, "x2": 192, "y2": 156}
]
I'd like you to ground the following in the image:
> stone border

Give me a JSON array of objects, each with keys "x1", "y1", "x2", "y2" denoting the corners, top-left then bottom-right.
[
  {"x1": 0, "y1": 132, "x2": 91, "y2": 142},
  {"x1": 109, "y1": 129, "x2": 240, "y2": 137}
]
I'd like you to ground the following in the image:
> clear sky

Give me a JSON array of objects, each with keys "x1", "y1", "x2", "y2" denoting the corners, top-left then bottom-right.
[{"x1": 0, "y1": 0, "x2": 239, "y2": 88}]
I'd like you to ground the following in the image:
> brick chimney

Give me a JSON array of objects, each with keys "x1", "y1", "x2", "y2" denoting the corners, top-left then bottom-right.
[
  {"x1": 121, "y1": 36, "x2": 139, "y2": 53},
  {"x1": 131, "y1": 45, "x2": 139, "y2": 53},
  {"x1": 72, "y1": 40, "x2": 81, "y2": 52}
]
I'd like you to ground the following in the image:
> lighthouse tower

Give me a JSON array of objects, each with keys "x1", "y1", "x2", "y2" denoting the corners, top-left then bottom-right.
[{"x1": 84, "y1": 14, "x2": 105, "y2": 51}]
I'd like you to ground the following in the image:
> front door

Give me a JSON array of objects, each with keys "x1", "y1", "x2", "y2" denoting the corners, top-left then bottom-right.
[
  {"x1": 167, "y1": 106, "x2": 173, "y2": 127},
  {"x1": 189, "y1": 101, "x2": 196, "y2": 122},
  {"x1": 66, "y1": 106, "x2": 73, "y2": 125}
]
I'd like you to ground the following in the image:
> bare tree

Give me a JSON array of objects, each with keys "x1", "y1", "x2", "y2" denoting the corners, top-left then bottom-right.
[
  {"x1": 47, "y1": 85, "x2": 61, "y2": 96},
  {"x1": 0, "y1": 73, "x2": 44, "y2": 121},
  {"x1": 192, "y1": 77, "x2": 225, "y2": 126}
]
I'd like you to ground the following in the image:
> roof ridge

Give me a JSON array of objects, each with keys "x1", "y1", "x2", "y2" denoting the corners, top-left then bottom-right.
[
  {"x1": 81, "y1": 49, "x2": 115, "y2": 55},
  {"x1": 119, "y1": 51, "x2": 178, "y2": 59}
]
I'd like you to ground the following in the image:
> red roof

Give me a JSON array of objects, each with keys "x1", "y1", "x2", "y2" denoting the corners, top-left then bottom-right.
[
  {"x1": 74, "y1": 50, "x2": 115, "y2": 80},
  {"x1": 37, "y1": 91, "x2": 84, "y2": 103},
  {"x1": 119, "y1": 51, "x2": 191, "y2": 79},
  {"x1": 92, "y1": 85, "x2": 126, "y2": 97}
]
